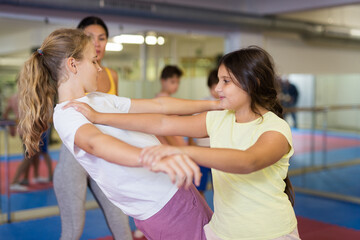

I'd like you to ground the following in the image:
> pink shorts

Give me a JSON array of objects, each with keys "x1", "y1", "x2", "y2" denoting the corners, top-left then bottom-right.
[{"x1": 134, "y1": 184, "x2": 213, "y2": 240}]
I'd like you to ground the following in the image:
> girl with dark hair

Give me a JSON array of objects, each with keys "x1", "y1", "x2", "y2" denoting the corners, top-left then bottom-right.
[{"x1": 66, "y1": 46, "x2": 300, "y2": 240}]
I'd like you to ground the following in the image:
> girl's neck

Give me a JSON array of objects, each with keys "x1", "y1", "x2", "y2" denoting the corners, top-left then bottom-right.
[
  {"x1": 57, "y1": 78, "x2": 86, "y2": 103},
  {"x1": 234, "y1": 106, "x2": 267, "y2": 123}
]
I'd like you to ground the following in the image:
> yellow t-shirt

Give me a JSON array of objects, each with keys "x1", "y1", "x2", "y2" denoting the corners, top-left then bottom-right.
[{"x1": 207, "y1": 110, "x2": 297, "y2": 240}]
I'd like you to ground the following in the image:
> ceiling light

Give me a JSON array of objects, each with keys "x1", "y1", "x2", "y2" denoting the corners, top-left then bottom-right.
[
  {"x1": 157, "y1": 36, "x2": 165, "y2": 45},
  {"x1": 113, "y1": 34, "x2": 144, "y2": 44},
  {"x1": 145, "y1": 35, "x2": 157, "y2": 45},
  {"x1": 106, "y1": 42, "x2": 123, "y2": 51},
  {"x1": 350, "y1": 29, "x2": 360, "y2": 37}
]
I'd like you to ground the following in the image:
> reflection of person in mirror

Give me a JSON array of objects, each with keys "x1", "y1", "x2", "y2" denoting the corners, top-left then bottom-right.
[
  {"x1": 2, "y1": 93, "x2": 19, "y2": 137},
  {"x1": 3, "y1": 92, "x2": 53, "y2": 192},
  {"x1": 280, "y1": 78, "x2": 299, "y2": 128}
]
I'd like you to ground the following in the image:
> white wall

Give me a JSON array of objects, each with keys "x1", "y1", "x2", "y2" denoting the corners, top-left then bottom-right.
[
  {"x1": 315, "y1": 75, "x2": 360, "y2": 130},
  {"x1": 223, "y1": 31, "x2": 360, "y2": 131},
  {"x1": 265, "y1": 32, "x2": 360, "y2": 75}
]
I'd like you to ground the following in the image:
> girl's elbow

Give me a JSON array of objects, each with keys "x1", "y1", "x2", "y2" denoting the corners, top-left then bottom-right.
[
  {"x1": 235, "y1": 165, "x2": 255, "y2": 174},
  {"x1": 85, "y1": 143, "x2": 96, "y2": 155},
  {"x1": 237, "y1": 158, "x2": 259, "y2": 174},
  {"x1": 85, "y1": 137, "x2": 101, "y2": 155}
]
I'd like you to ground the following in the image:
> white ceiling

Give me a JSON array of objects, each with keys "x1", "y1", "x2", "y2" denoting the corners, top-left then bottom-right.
[
  {"x1": 146, "y1": 0, "x2": 360, "y2": 15},
  {"x1": 1, "y1": 0, "x2": 360, "y2": 58}
]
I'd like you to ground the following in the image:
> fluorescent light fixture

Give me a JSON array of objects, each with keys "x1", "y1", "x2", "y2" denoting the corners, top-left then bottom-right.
[
  {"x1": 113, "y1": 34, "x2": 144, "y2": 44},
  {"x1": 106, "y1": 42, "x2": 123, "y2": 51},
  {"x1": 112, "y1": 34, "x2": 165, "y2": 45},
  {"x1": 350, "y1": 29, "x2": 360, "y2": 37},
  {"x1": 157, "y1": 36, "x2": 165, "y2": 45},
  {"x1": 145, "y1": 35, "x2": 157, "y2": 45}
]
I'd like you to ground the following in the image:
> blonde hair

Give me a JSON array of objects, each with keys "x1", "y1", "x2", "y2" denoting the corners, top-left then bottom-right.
[{"x1": 18, "y1": 28, "x2": 91, "y2": 156}]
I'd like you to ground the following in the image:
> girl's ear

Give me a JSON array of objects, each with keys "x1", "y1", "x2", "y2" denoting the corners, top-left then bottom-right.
[{"x1": 66, "y1": 57, "x2": 77, "y2": 74}]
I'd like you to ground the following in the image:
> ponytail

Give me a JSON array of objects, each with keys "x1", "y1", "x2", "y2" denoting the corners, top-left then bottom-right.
[
  {"x1": 18, "y1": 52, "x2": 56, "y2": 156},
  {"x1": 17, "y1": 28, "x2": 91, "y2": 156}
]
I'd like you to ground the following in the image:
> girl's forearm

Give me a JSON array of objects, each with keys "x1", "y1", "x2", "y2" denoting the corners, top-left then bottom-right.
[
  {"x1": 156, "y1": 97, "x2": 220, "y2": 115},
  {"x1": 131, "y1": 97, "x2": 220, "y2": 115},
  {"x1": 91, "y1": 134, "x2": 142, "y2": 167},
  {"x1": 98, "y1": 113, "x2": 168, "y2": 135},
  {"x1": 179, "y1": 146, "x2": 255, "y2": 174},
  {"x1": 75, "y1": 124, "x2": 142, "y2": 167},
  {"x1": 76, "y1": 125, "x2": 203, "y2": 186},
  {"x1": 97, "y1": 112, "x2": 207, "y2": 138}
]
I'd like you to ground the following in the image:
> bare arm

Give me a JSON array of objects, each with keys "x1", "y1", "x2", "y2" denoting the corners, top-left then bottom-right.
[
  {"x1": 63, "y1": 101, "x2": 209, "y2": 138},
  {"x1": 99, "y1": 113, "x2": 208, "y2": 138},
  {"x1": 75, "y1": 123, "x2": 141, "y2": 167},
  {"x1": 129, "y1": 97, "x2": 221, "y2": 115},
  {"x1": 160, "y1": 136, "x2": 188, "y2": 146},
  {"x1": 141, "y1": 131, "x2": 290, "y2": 174},
  {"x1": 74, "y1": 123, "x2": 202, "y2": 187}
]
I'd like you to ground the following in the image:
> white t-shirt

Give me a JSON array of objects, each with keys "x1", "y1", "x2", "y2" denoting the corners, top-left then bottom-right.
[{"x1": 53, "y1": 92, "x2": 178, "y2": 220}]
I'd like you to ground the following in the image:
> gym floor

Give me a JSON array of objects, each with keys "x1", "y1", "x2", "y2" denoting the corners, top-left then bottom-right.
[{"x1": 0, "y1": 128, "x2": 360, "y2": 239}]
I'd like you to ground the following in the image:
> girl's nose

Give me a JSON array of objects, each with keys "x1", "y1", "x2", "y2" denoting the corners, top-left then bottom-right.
[
  {"x1": 90, "y1": 36, "x2": 97, "y2": 46},
  {"x1": 94, "y1": 38, "x2": 100, "y2": 46},
  {"x1": 215, "y1": 82, "x2": 221, "y2": 93}
]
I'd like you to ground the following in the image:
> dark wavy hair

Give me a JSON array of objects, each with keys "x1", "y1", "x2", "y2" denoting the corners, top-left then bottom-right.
[
  {"x1": 219, "y1": 45, "x2": 283, "y2": 118},
  {"x1": 219, "y1": 46, "x2": 294, "y2": 206}
]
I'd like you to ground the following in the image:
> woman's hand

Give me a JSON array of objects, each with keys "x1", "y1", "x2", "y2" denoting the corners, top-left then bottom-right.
[
  {"x1": 63, "y1": 101, "x2": 99, "y2": 123},
  {"x1": 151, "y1": 154, "x2": 201, "y2": 189},
  {"x1": 139, "y1": 145, "x2": 183, "y2": 168}
]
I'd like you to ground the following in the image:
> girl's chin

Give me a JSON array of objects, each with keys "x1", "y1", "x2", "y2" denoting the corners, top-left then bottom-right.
[
  {"x1": 220, "y1": 103, "x2": 231, "y2": 111},
  {"x1": 219, "y1": 101, "x2": 226, "y2": 107}
]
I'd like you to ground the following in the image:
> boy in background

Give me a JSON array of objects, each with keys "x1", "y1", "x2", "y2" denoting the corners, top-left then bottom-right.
[
  {"x1": 191, "y1": 69, "x2": 219, "y2": 197},
  {"x1": 155, "y1": 65, "x2": 187, "y2": 146}
]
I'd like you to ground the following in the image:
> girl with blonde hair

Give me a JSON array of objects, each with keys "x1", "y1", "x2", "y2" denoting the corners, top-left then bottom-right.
[{"x1": 18, "y1": 28, "x2": 221, "y2": 240}]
